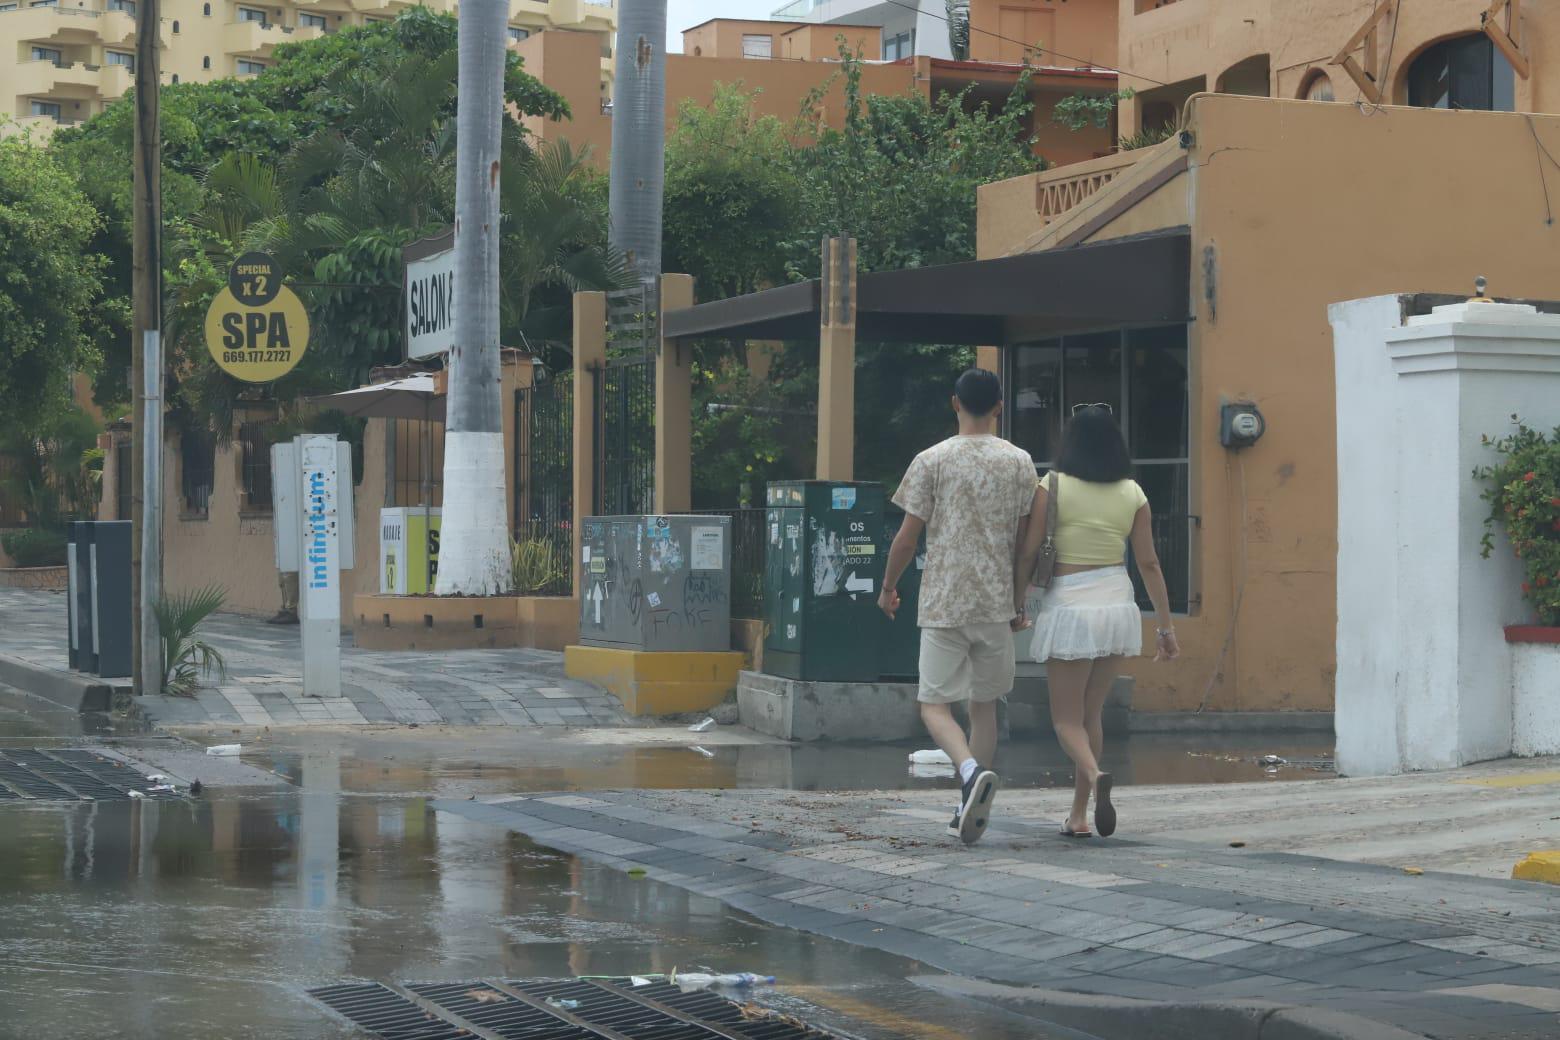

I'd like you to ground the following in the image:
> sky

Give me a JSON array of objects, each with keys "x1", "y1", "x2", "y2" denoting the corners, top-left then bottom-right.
[{"x1": 665, "y1": 0, "x2": 783, "y2": 52}]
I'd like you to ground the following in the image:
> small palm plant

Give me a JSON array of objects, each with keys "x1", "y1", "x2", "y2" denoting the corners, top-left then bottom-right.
[
  {"x1": 510, "y1": 536, "x2": 568, "y2": 595},
  {"x1": 153, "y1": 585, "x2": 228, "y2": 696}
]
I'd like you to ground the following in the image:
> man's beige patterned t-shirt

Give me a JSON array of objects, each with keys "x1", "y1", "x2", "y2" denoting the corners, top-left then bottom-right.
[{"x1": 892, "y1": 435, "x2": 1038, "y2": 629}]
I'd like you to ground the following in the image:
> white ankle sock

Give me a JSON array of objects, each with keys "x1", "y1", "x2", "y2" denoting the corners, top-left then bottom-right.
[{"x1": 958, "y1": 758, "x2": 979, "y2": 783}]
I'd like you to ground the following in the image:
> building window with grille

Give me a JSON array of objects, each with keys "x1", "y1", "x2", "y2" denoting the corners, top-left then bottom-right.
[
  {"x1": 300, "y1": 11, "x2": 325, "y2": 28},
  {"x1": 180, "y1": 429, "x2": 216, "y2": 518},
  {"x1": 740, "y1": 33, "x2": 772, "y2": 59},
  {"x1": 883, "y1": 29, "x2": 913, "y2": 59},
  {"x1": 237, "y1": 58, "x2": 265, "y2": 75},
  {"x1": 106, "y1": 50, "x2": 134, "y2": 71},
  {"x1": 507, "y1": 25, "x2": 528, "y2": 42},
  {"x1": 1007, "y1": 324, "x2": 1192, "y2": 611},
  {"x1": 238, "y1": 423, "x2": 273, "y2": 512}
]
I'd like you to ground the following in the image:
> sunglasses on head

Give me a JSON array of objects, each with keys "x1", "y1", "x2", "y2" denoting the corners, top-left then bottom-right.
[{"x1": 1070, "y1": 402, "x2": 1114, "y2": 416}]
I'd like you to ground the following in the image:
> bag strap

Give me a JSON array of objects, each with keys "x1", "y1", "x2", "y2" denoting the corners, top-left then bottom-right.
[{"x1": 1044, "y1": 471, "x2": 1058, "y2": 541}]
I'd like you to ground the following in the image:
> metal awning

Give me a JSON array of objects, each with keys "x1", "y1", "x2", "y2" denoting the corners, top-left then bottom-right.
[{"x1": 663, "y1": 227, "x2": 1192, "y2": 345}]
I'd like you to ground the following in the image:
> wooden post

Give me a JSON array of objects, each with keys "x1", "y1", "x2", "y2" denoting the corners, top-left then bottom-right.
[
  {"x1": 655, "y1": 273, "x2": 694, "y2": 513},
  {"x1": 815, "y1": 236, "x2": 857, "y2": 481},
  {"x1": 572, "y1": 292, "x2": 606, "y2": 581}
]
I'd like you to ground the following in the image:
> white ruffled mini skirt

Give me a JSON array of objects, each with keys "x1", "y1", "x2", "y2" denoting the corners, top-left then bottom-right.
[{"x1": 1029, "y1": 567, "x2": 1143, "y2": 662}]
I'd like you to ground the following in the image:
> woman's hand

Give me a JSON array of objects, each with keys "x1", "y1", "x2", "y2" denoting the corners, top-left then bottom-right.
[
  {"x1": 1154, "y1": 628, "x2": 1180, "y2": 662},
  {"x1": 1010, "y1": 608, "x2": 1032, "y2": 633}
]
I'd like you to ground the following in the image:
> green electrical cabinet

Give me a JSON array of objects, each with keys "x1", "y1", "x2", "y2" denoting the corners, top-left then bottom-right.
[
  {"x1": 764, "y1": 481, "x2": 885, "y2": 682},
  {"x1": 879, "y1": 507, "x2": 926, "y2": 680}
]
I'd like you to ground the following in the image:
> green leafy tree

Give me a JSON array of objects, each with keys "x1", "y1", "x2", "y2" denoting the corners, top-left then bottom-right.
[
  {"x1": 1477, "y1": 419, "x2": 1560, "y2": 625},
  {"x1": 0, "y1": 135, "x2": 105, "y2": 441}
]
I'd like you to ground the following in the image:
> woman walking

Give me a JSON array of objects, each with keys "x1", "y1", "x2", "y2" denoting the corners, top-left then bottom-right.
[{"x1": 1013, "y1": 405, "x2": 1179, "y2": 838}]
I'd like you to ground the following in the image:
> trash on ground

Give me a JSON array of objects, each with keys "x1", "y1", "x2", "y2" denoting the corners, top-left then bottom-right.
[
  {"x1": 689, "y1": 746, "x2": 715, "y2": 758},
  {"x1": 1403, "y1": 866, "x2": 1424, "y2": 876},
  {"x1": 148, "y1": 784, "x2": 176, "y2": 793},
  {"x1": 206, "y1": 744, "x2": 242, "y2": 757},
  {"x1": 688, "y1": 717, "x2": 716, "y2": 733},
  {"x1": 630, "y1": 976, "x2": 653, "y2": 987},
  {"x1": 1229, "y1": 840, "x2": 1247, "y2": 848},
  {"x1": 627, "y1": 867, "x2": 647, "y2": 879},
  {"x1": 908, "y1": 749, "x2": 953, "y2": 765},
  {"x1": 467, "y1": 989, "x2": 508, "y2": 1003},
  {"x1": 545, "y1": 997, "x2": 581, "y2": 1010},
  {"x1": 128, "y1": 790, "x2": 145, "y2": 799},
  {"x1": 671, "y1": 971, "x2": 777, "y2": 993},
  {"x1": 1259, "y1": 754, "x2": 1286, "y2": 766},
  {"x1": 909, "y1": 762, "x2": 956, "y2": 779},
  {"x1": 145, "y1": 774, "x2": 167, "y2": 782}
]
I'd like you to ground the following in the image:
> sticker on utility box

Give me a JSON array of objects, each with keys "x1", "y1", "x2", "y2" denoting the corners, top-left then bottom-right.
[
  {"x1": 691, "y1": 526, "x2": 723, "y2": 570},
  {"x1": 831, "y1": 487, "x2": 857, "y2": 510}
]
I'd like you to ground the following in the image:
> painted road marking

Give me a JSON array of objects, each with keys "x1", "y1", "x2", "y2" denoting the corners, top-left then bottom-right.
[{"x1": 1455, "y1": 770, "x2": 1560, "y2": 788}]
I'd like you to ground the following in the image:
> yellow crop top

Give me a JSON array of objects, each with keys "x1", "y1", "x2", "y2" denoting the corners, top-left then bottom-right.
[{"x1": 1044, "y1": 471, "x2": 1148, "y2": 565}]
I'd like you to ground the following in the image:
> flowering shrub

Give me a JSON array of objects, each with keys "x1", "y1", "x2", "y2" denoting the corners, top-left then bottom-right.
[{"x1": 1476, "y1": 419, "x2": 1560, "y2": 625}]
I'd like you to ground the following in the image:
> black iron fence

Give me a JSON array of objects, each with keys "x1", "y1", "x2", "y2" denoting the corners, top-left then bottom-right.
[
  {"x1": 1129, "y1": 513, "x2": 1197, "y2": 614},
  {"x1": 513, "y1": 372, "x2": 574, "y2": 597},
  {"x1": 593, "y1": 357, "x2": 655, "y2": 517},
  {"x1": 690, "y1": 507, "x2": 766, "y2": 619}
]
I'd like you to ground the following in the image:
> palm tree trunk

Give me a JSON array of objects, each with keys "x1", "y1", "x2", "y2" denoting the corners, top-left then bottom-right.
[
  {"x1": 608, "y1": 0, "x2": 666, "y2": 285},
  {"x1": 435, "y1": 0, "x2": 512, "y2": 595}
]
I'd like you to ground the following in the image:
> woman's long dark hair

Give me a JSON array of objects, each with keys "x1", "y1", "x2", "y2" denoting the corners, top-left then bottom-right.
[{"x1": 1055, "y1": 407, "x2": 1133, "y2": 483}]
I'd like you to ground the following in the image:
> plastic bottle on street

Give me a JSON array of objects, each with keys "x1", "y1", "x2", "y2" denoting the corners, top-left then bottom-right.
[
  {"x1": 672, "y1": 972, "x2": 776, "y2": 992},
  {"x1": 907, "y1": 749, "x2": 952, "y2": 765}
]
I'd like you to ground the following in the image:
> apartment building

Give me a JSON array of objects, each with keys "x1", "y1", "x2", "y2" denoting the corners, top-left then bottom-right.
[{"x1": 2, "y1": 0, "x2": 615, "y2": 134}]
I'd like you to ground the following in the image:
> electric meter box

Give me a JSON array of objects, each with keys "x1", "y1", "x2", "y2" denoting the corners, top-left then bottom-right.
[{"x1": 578, "y1": 514, "x2": 733, "y2": 652}]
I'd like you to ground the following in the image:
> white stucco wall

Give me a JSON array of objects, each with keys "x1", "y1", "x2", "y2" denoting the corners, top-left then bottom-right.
[
  {"x1": 1331, "y1": 297, "x2": 1560, "y2": 776},
  {"x1": 1512, "y1": 642, "x2": 1560, "y2": 757}
]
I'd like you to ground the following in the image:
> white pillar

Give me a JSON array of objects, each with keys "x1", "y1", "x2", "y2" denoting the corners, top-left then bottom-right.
[
  {"x1": 298, "y1": 434, "x2": 343, "y2": 698},
  {"x1": 1332, "y1": 298, "x2": 1560, "y2": 775}
]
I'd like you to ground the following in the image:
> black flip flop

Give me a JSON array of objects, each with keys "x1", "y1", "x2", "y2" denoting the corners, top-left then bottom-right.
[
  {"x1": 1059, "y1": 822, "x2": 1093, "y2": 838},
  {"x1": 1094, "y1": 773, "x2": 1117, "y2": 837}
]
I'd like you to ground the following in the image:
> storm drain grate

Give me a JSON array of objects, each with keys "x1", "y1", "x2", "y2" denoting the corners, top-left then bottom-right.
[
  {"x1": 0, "y1": 748, "x2": 166, "y2": 801},
  {"x1": 310, "y1": 978, "x2": 844, "y2": 1040}
]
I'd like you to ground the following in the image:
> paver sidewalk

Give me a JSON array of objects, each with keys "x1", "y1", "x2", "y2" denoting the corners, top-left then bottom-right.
[
  {"x1": 1, "y1": 588, "x2": 630, "y2": 729},
  {"x1": 435, "y1": 776, "x2": 1560, "y2": 1039}
]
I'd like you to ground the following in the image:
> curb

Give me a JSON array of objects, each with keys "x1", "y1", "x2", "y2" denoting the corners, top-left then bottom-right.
[
  {"x1": 910, "y1": 976, "x2": 1429, "y2": 1040},
  {"x1": 0, "y1": 652, "x2": 114, "y2": 713},
  {"x1": 1513, "y1": 850, "x2": 1560, "y2": 885}
]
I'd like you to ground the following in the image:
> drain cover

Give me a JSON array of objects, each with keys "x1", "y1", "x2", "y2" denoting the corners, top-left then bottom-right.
[
  {"x1": 0, "y1": 748, "x2": 168, "y2": 801},
  {"x1": 310, "y1": 978, "x2": 844, "y2": 1040}
]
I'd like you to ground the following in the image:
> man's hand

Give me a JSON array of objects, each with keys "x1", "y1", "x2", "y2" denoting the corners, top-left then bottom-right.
[
  {"x1": 1010, "y1": 608, "x2": 1032, "y2": 633},
  {"x1": 878, "y1": 586, "x2": 901, "y2": 621}
]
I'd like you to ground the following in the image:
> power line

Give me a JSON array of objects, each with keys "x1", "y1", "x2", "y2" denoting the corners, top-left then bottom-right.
[{"x1": 874, "y1": 0, "x2": 1171, "y2": 87}]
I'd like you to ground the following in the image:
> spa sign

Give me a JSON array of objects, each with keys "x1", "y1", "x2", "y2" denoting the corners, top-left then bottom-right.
[{"x1": 203, "y1": 251, "x2": 310, "y2": 382}]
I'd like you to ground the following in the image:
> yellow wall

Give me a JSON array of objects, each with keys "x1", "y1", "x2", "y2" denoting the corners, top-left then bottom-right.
[
  {"x1": 1, "y1": 0, "x2": 615, "y2": 134},
  {"x1": 979, "y1": 94, "x2": 1560, "y2": 712},
  {"x1": 1117, "y1": 0, "x2": 1558, "y2": 138},
  {"x1": 970, "y1": 0, "x2": 1117, "y2": 68}
]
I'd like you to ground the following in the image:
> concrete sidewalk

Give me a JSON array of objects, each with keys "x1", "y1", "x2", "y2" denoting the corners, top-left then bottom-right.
[
  {"x1": 1, "y1": 588, "x2": 631, "y2": 729},
  {"x1": 435, "y1": 758, "x2": 1560, "y2": 1039}
]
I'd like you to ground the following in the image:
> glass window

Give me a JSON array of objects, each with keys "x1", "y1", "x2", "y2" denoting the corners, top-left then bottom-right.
[
  {"x1": 171, "y1": 18, "x2": 178, "y2": 31},
  {"x1": 30, "y1": 99, "x2": 61, "y2": 118},
  {"x1": 29, "y1": 1, "x2": 56, "y2": 8},
  {"x1": 1303, "y1": 73, "x2": 1334, "y2": 102},
  {"x1": 0, "y1": 4, "x2": 19, "y2": 11},
  {"x1": 237, "y1": 5, "x2": 266, "y2": 21},
  {"x1": 203, "y1": 1, "x2": 210, "y2": 12},
  {"x1": 1010, "y1": 339, "x2": 1062, "y2": 466},
  {"x1": 108, "y1": 0, "x2": 134, "y2": 11},
  {"x1": 1407, "y1": 34, "x2": 1514, "y2": 112},
  {"x1": 1127, "y1": 325, "x2": 1188, "y2": 460},
  {"x1": 883, "y1": 30, "x2": 913, "y2": 60},
  {"x1": 1063, "y1": 331, "x2": 1123, "y2": 416},
  {"x1": 507, "y1": 25, "x2": 528, "y2": 41},
  {"x1": 301, "y1": 11, "x2": 325, "y2": 27},
  {"x1": 740, "y1": 33, "x2": 771, "y2": 59},
  {"x1": 237, "y1": 58, "x2": 265, "y2": 74},
  {"x1": 203, "y1": 55, "x2": 210, "y2": 68},
  {"x1": 106, "y1": 50, "x2": 134, "y2": 70},
  {"x1": 31, "y1": 46, "x2": 62, "y2": 63}
]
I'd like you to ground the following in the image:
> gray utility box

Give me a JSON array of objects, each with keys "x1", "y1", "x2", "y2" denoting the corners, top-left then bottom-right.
[
  {"x1": 67, "y1": 520, "x2": 132, "y2": 678},
  {"x1": 579, "y1": 514, "x2": 732, "y2": 652}
]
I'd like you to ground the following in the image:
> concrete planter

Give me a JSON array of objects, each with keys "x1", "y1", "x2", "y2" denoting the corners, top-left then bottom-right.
[
  {"x1": 352, "y1": 593, "x2": 580, "y2": 651},
  {"x1": 1507, "y1": 627, "x2": 1560, "y2": 757},
  {"x1": 0, "y1": 566, "x2": 68, "y2": 590}
]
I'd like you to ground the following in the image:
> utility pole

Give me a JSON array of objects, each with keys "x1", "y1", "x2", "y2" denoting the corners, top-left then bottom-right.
[
  {"x1": 608, "y1": 0, "x2": 667, "y2": 287},
  {"x1": 434, "y1": 0, "x2": 512, "y2": 595},
  {"x1": 131, "y1": 0, "x2": 162, "y2": 694}
]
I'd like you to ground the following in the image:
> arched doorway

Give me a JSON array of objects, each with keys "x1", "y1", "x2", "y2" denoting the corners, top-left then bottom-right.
[
  {"x1": 1299, "y1": 69, "x2": 1335, "y2": 102},
  {"x1": 1404, "y1": 33, "x2": 1515, "y2": 111}
]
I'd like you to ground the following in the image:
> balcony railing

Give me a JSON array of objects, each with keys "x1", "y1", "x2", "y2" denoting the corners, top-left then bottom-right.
[{"x1": 1032, "y1": 150, "x2": 1142, "y2": 224}]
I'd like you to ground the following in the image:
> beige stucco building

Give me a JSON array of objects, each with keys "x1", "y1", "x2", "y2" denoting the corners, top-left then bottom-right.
[{"x1": 2, "y1": 0, "x2": 614, "y2": 135}]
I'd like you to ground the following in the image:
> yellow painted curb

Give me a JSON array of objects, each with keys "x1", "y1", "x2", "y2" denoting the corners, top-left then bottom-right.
[
  {"x1": 1456, "y1": 770, "x2": 1560, "y2": 788},
  {"x1": 1512, "y1": 851, "x2": 1560, "y2": 885},
  {"x1": 564, "y1": 646, "x2": 744, "y2": 716}
]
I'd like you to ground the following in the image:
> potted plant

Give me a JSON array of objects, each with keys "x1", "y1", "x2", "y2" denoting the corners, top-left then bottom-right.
[{"x1": 1477, "y1": 418, "x2": 1560, "y2": 756}]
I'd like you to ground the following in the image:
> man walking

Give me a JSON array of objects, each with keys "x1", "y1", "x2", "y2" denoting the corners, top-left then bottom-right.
[{"x1": 880, "y1": 369, "x2": 1037, "y2": 844}]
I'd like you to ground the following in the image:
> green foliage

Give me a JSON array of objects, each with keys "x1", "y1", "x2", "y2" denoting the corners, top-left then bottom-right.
[
  {"x1": 510, "y1": 536, "x2": 568, "y2": 595},
  {"x1": 0, "y1": 136, "x2": 105, "y2": 439},
  {"x1": 690, "y1": 357, "x2": 811, "y2": 508},
  {"x1": 153, "y1": 585, "x2": 228, "y2": 696},
  {"x1": 1120, "y1": 124, "x2": 1180, "y2": 151},
  {"x1": 1, "y1": 529, "x2": 68, "y2": 568},
  {"x1": 1, "y1": 404, "x2": 104, "y2": 526},
  {"x1": 1053, "y1": 88, "x2": 1135, "y2": 131},
  {"x1": 1476, "y1": 419, "x2": 1560, "y2": 625}
]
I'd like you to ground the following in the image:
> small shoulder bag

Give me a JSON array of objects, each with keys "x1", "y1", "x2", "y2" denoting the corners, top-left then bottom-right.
[{"x1": 1031, "y1": 472, "x2": 1060, "y2": 589}]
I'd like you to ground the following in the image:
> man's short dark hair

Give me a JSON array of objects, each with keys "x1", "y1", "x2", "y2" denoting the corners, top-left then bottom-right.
[{"x1": 955, "y1": 369, "x2": 1002, "y2": 417}]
